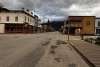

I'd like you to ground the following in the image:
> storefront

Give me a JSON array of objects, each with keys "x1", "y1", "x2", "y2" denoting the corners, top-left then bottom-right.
[{"x1": 5, "y1": 23, "x2": 33, "y2": 33}]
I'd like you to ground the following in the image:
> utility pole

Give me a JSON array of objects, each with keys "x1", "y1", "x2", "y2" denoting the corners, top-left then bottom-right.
[
  {"x1": 63, "y1": 20, "x2": 66, "y2": 34},
  {"x1": 64, "y1": 20, "x2": 67, "y2": 42},
  {"x1": 67, "y1": 20, "x2": 70, "y2": 42}
]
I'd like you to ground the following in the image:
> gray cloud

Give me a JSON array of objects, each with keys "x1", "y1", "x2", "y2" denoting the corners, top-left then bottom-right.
[{"x1": 0, "y1": 0, "x2": 100, "y2": 20}]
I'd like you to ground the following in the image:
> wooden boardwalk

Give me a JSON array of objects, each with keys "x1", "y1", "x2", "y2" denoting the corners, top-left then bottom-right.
[{"x1": 70, "y1": 40, "x2": 100, "y2": 67}]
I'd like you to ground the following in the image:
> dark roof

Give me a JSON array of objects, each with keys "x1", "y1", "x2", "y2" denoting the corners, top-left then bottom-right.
[
  {"x1": 0, "y1": 7, "x2": 9, "y2": 11},
  {"x1": 68, "y1": 17, "x2": 82, "y2": 21},
  {"x1": 68, "y1": 16, "x2": 95, "y2": 21},
  {"x1": 0, "y1": 7, "x2": 34, "y2": 18},
  {"x1": 68, "y1": 16, "x2": 95, "y2": 17}
]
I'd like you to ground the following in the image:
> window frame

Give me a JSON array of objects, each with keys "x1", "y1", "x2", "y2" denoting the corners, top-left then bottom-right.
[
  {"x1": 98, "y1": 21, "x2": 100, "y2": 26},
  {"x1": 15, "y1": 16, "x2": 18, "y2": 22},
  {"x1": 6, "y1": 16, "x2": 9, "y2": 22}
]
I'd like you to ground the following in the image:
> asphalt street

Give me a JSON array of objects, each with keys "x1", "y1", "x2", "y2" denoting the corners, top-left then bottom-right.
[
  {"x1": 0, "y1": 34, "x2": 50, "y2": 67},
  {"x1": 0, "y1": 32, "x2": 89, "y2": 67}
]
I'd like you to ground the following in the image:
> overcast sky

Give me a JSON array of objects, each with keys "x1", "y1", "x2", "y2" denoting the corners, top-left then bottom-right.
[{"x1": 0, "y1": 0, "x2": 100, "y2": 21}]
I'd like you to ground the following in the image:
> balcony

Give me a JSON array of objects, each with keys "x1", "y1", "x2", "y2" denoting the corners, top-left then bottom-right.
[{"x1": 66, "y1": 24, "x2": 82, "y2": 27}]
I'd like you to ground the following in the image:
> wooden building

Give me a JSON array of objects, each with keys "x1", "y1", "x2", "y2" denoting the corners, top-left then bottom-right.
[
  {"x1": 67, "y1": 16, "x2": 95, "y2": 35},
  {"x1": 0, "y1": 7, "x2": 37, "y2": 33}
]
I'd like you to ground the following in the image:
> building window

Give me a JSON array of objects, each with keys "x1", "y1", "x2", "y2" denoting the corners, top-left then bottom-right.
[
  {"x1": 6, "y1": 16, "x2": 9, "y2": 22},
  {"x1": 15, "y1": 16, "x2": 18, "y2": 22},
  {"x1": 98, "y1": 21, "x2": 100, "y2": 26},
  {"x1": 28, "y1": 17, "x2": 29, "y2": 22},
  {"x1": 25, "y1": 16, "x2": 26, "y2": 22},
  {"x1": 96, "y1": 29, "x2": 100, "y2": 34},
  {"x1": 30, "y1": 18, "x2": 31, "y2": 22}
]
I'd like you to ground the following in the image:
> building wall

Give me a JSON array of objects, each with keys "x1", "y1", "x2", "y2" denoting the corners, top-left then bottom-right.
[
  {"x1": 23, "y1": 14, "x2": 35, "y2": 26},
  {"x1": 0, "y1": 24, "x2": 5, "y2": 33},
  {"x1": 0, "y1": 12, "x2": 35, "y2": 33},
  {"x1": 0, "y1": 13, "x2": 24, "y2": 24},
  {"x1": 0, "y1": 12, "x2": 35, "y2": 25},
  {"x1": 68, "y1": 16, "x2": 82, "y2": 28},
  {"x1": 82, "y1": 16, "x2": 95, "y2": 35},
  {"x1": 95, "y1": 19, "x2": 99, "y2": 27},
  {"x1": 95, "y1": 18, "x2": 100, "y2": 35},
  {"x1": 68, "y1": 16, "x2": 95, "y2": 35}
]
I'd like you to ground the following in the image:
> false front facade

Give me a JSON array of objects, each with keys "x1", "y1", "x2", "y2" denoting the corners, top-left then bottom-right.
[
  {"x1": 67, "y1": 16, "x2": 95, "y2": 35},
  {"x1": 0, "y1": 7, "x2": 37, "y2": 33}
]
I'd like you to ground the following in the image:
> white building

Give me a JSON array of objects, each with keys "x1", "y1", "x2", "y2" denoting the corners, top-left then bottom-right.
[
  {"x1": 0, "y1": 7, "x2": 37, "y2": 33},
  {"x1": 95, "y1": 18, "x2": 100, "y2": 35}
]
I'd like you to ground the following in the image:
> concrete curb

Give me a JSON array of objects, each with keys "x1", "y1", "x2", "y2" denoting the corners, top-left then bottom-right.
[{"x1": 69, "y1": 42, "x2": 95, "y2": 67}]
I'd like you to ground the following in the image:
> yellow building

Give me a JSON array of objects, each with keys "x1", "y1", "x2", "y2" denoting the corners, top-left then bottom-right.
[{"x1": 67, "y1": 16, "x2": 95, "y2": 35}]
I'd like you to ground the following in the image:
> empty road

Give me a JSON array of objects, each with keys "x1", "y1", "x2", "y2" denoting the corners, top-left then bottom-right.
[
  {"x1": 0, "y1": 32, "x2": 89, "y2": 67},
  {"x1": 0, "y1": 34, "x2": 50, "y2": 67}
]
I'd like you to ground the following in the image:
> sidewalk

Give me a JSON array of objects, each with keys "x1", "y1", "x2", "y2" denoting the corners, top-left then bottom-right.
[
  {"x1": 70, "y1": 40, "x2": 100, "y2": 67},
  {"x1": 35, "y1": 39, "x2": 89, "y2": 67}
]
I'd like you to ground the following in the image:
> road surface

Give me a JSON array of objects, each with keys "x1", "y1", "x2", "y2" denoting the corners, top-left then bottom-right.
[
  {"x1": 35, "y1": 32, "x2": 89, "y2": 67},
  {"x1": 0, "y1": 32, "x2": 89, "y2": 67},
  {"x1": 0, "y1": 34, "x2": 50, "y2": 67}
]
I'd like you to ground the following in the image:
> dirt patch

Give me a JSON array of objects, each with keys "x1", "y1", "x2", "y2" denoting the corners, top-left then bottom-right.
[
  {"x1": 41, "y1": 41, "x2": 50, "y2": 46},
  {"x1": 54, "y1": 57, "x2": 62, "y2": 62},
  {"x1": 68, "y1": 63, "x2": 76, "y2": 67},
  {"x1": 51, "y1": 45, "x2": 58, "y2": 49},
  {"x1": 56, "y1": 40, "x2": 67, "y2": 45}
]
